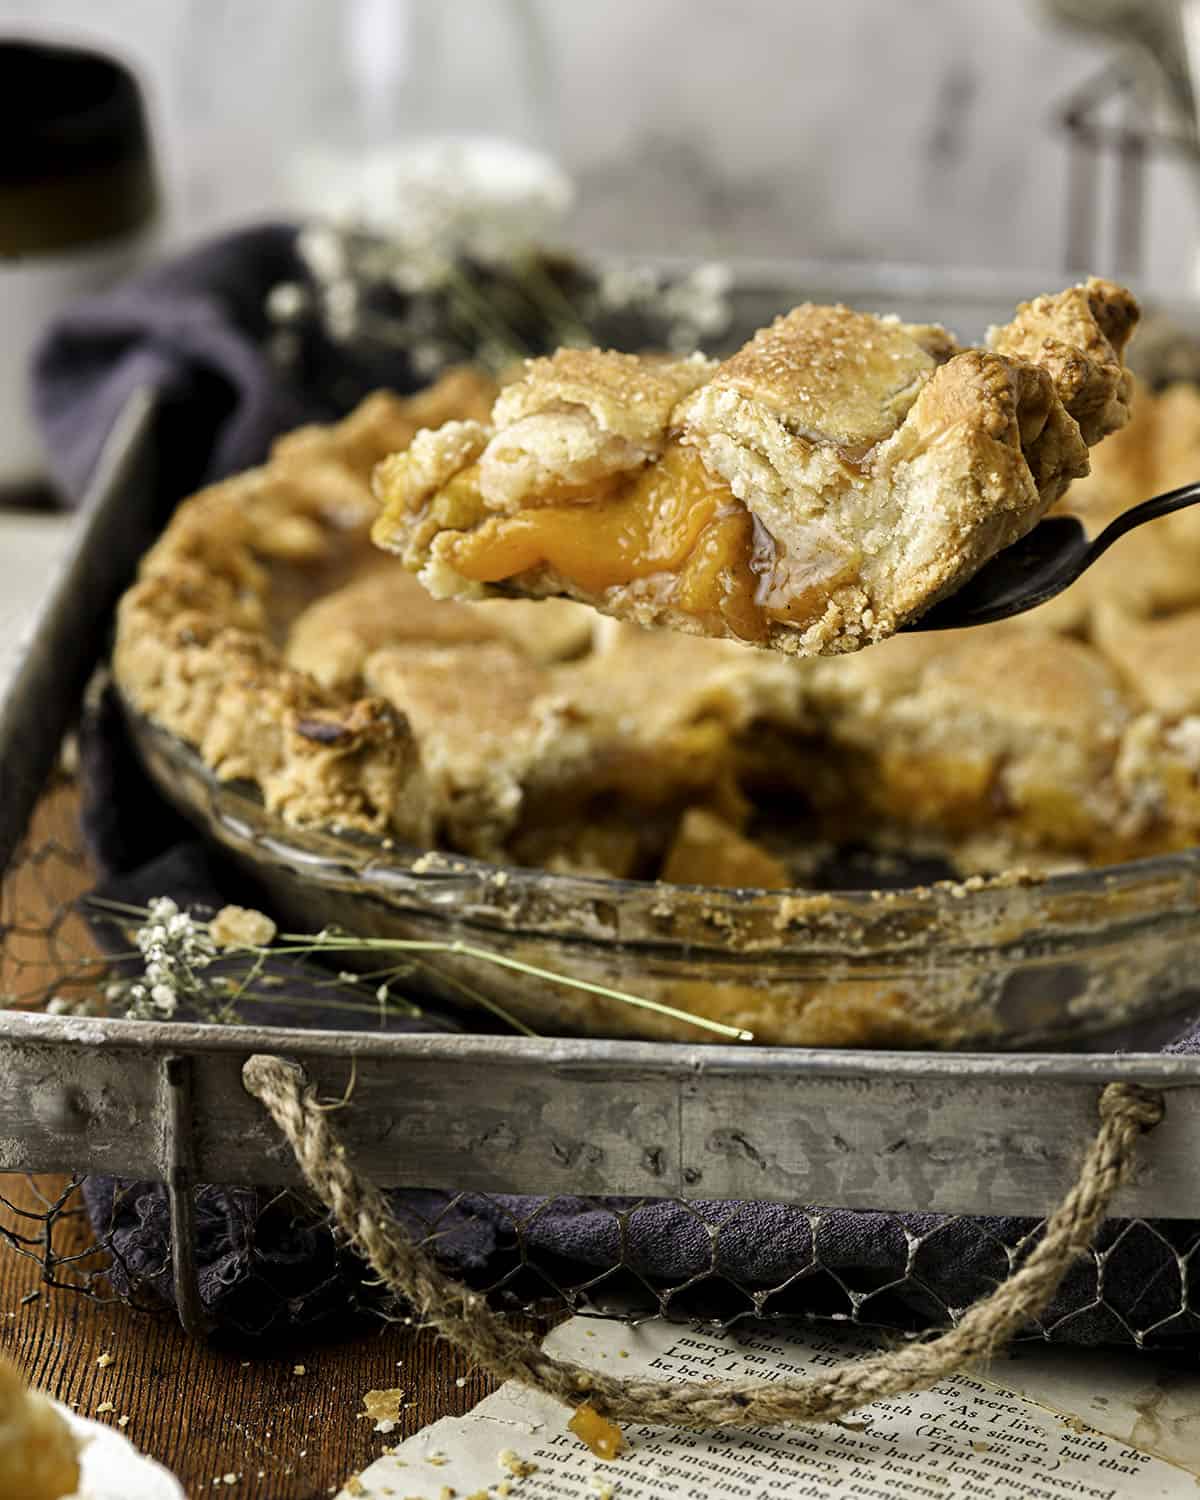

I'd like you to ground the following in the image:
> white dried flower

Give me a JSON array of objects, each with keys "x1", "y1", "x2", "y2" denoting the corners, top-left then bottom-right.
[
  {"x1": 389, "y1": 254, "x2": 454, "y2": 296},
  {"x1": 411, "y1": 340, "x2": 449, "y2": 377},
  {"x1": 266, "y1": 281, "x2": 310, "y2": 323},
  {"x1": 661, "y1": 262, "x2": 733, "y2": 349},
  {"x1": 297, "y1": 222, "x2": 347, "y2": 282},
  {"x1": 45, "y1": 995, "x2": 101, "y2": 1018},
  {"x1": 340, "y1": 138, "x2": 572, "y2": 262},
  {"x1": 596, "y1": 263, "x2": 658, "y2": 309}
]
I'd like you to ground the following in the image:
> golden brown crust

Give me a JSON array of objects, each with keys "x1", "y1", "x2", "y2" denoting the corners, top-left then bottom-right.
[
  {"x1": 363, "y1": 640, "x2": 570, "y2": 852},
  {"x1": 987, "y1": 276, "x2": 1138, "y2": 445},
  {"x1": 285, "y1": 563, "x2": 500, "y2": 690},
  {"x1": 113, "y1": 376, "x2": 501, "y2": 839},
  {"x1": 470, "y1": 350, "x2": 717, "y2": 515},
  {"x1": 1029, "y1": 376, "x2": 1200, "y2": 633},
  {"x1": 285, "y1": 567, "x2": 594, "y2": 691},
  {"x1": 374, "y1": 283, "x2": 1138, "y2": 657},
  {"x1": 692, "y1": 302, "x2": 954, "y2": 447},
  {"x1": 491, "y1": 347, "x2": 716, "y2": 442},
  {"x1": 1093, "y1": 604, "x2": 1200, "y2": 717},
  {"x1": 272, "y1": 370, "x2": 496, "y2": 475}
]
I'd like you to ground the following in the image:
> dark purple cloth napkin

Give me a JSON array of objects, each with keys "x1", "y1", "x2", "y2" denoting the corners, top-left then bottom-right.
[
  {"x1": 33, "y1": 223, "x2": 310, "y2": 505},
  {"x1": 42, "y1": 226, "x2": 1200, "y2": 1349}
]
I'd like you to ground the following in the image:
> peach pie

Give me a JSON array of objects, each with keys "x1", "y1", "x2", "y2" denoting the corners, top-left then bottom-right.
[
  {"x1": 371, "y1": 279, "x2": 1138, "y2": 654},
  {"x1": 115, "y1": 323, "x2": 1200, "y2": 891}
]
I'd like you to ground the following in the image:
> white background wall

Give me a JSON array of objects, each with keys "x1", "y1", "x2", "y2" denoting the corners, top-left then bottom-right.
[{"x1": 3, "y1": 0, "x2": 1198, "y2": 292}]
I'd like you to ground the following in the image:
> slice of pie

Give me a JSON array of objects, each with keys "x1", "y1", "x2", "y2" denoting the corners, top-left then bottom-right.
[{"x1": 372, "y1": 279, "x2": 1138, "y2": 655}]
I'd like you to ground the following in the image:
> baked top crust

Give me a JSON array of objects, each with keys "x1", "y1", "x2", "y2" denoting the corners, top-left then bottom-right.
[
  {"x1": 372, "y1": 279, "x2": 1138, "y2": 656},
  {"x1": 986, "y1": 277, "x2": 1138, "y2": 444},
  {"x1": 113, "y1": 370, "x2": 499, "y2": 839}
]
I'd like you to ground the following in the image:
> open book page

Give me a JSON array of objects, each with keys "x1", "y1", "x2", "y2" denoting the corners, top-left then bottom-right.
[{"x1": 339, "y1": 1317, "x2": 1200, "y2": 1499}]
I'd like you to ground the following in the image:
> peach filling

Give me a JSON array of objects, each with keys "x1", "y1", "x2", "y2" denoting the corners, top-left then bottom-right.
[{"x1": 436, "y1": 444, "x2": 859, "y2": 644}]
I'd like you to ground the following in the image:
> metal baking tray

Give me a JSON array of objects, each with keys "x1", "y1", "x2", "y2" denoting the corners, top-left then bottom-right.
[{"x1": 4, "y1": 261, "x2": 1200, "y2": 1334}]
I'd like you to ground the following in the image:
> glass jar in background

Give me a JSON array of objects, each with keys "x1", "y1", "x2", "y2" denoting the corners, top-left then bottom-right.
[
  {"x1": 171, "y1": 0, "x2": 560, "y2": 234},
  {"x1": 0, "y1": 38, "x2": 158, "y2": 496}
]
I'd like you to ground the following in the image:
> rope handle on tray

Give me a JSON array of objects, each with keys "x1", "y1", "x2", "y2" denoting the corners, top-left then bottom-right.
[{"x1": 242, "y1": 1054, "x2": 1163, "y2": 1430}]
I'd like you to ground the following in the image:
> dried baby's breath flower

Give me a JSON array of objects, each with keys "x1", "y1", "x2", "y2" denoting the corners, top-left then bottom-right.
[
  {"x1": 45, "y1": 995, "x2": 99, "y2": 1017},
  {"x1": 83, "y1": 894, "x2": 751, "y2": 1041},
  {"x1": 106, "y1": 896, "x2": 220, "y2": 1019},
  {"x1": 590, "y1": 259, "x2": 733, "y2": 353},
  {"x1": 210, "y1": 906, "x2": 277, "y2": 950}
]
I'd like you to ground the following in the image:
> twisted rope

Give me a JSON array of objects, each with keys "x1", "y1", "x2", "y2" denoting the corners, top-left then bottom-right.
[{"x1": 243, "y1": 1054, "x2": 1163, "y2": 1429}]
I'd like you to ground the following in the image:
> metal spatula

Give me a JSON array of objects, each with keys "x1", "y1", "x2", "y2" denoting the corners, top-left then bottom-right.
[{"x1": 907, "y1": 479, "x2": 1200, "y2": 631}]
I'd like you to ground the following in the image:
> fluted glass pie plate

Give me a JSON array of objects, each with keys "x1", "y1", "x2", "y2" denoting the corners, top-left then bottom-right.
[{"x1": 121, "y1": 705, "x2": 1200, "y2": 1051}]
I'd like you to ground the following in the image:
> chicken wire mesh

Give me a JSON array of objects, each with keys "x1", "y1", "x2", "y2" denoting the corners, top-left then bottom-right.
[
  {"x1": 4, "y1": 766, "x2": 1200, "y2": 1356},
  {"x1": 7, "y1": 1171, "x2": 1200, "y2": 1352}
]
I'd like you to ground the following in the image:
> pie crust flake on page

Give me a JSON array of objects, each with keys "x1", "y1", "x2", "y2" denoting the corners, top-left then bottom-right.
[{"x1": 371, "y1": 279, "x2": 1138, "y2": 655}]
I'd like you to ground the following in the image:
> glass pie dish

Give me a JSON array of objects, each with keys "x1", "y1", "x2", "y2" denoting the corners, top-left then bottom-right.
[
  {"x1": 123, "y1": 707, "x2": 1200, "y2": 1050},
  {"x1": 109, "y1": 261, "x2": 1200, "y2": 1052}
]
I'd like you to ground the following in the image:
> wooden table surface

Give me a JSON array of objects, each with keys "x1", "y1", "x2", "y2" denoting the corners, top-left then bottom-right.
[{"x1": 0, "y1": 783, "x2": 501, "y2": 1498}]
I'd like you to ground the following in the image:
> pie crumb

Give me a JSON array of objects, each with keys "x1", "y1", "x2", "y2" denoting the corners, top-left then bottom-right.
[
  {"x1": 360, "y1": 1387, "x2": 405, "y2": 1434},
  {"x1": 498, "y1": 1447, "x2": 538, "y2": 1477},
  {"x1": 568, "y1": 1403, "x2": 625, "y2": 1461}
]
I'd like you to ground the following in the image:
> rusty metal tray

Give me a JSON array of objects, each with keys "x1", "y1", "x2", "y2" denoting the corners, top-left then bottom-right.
[{"x1": 4, "y1": 263, "x2": 1200, "y2": 1337}]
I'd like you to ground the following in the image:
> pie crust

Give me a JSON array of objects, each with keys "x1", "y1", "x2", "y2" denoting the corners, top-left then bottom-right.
[{"x1": 113, "y1": 372, "x2": 498, "y2": 839}]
